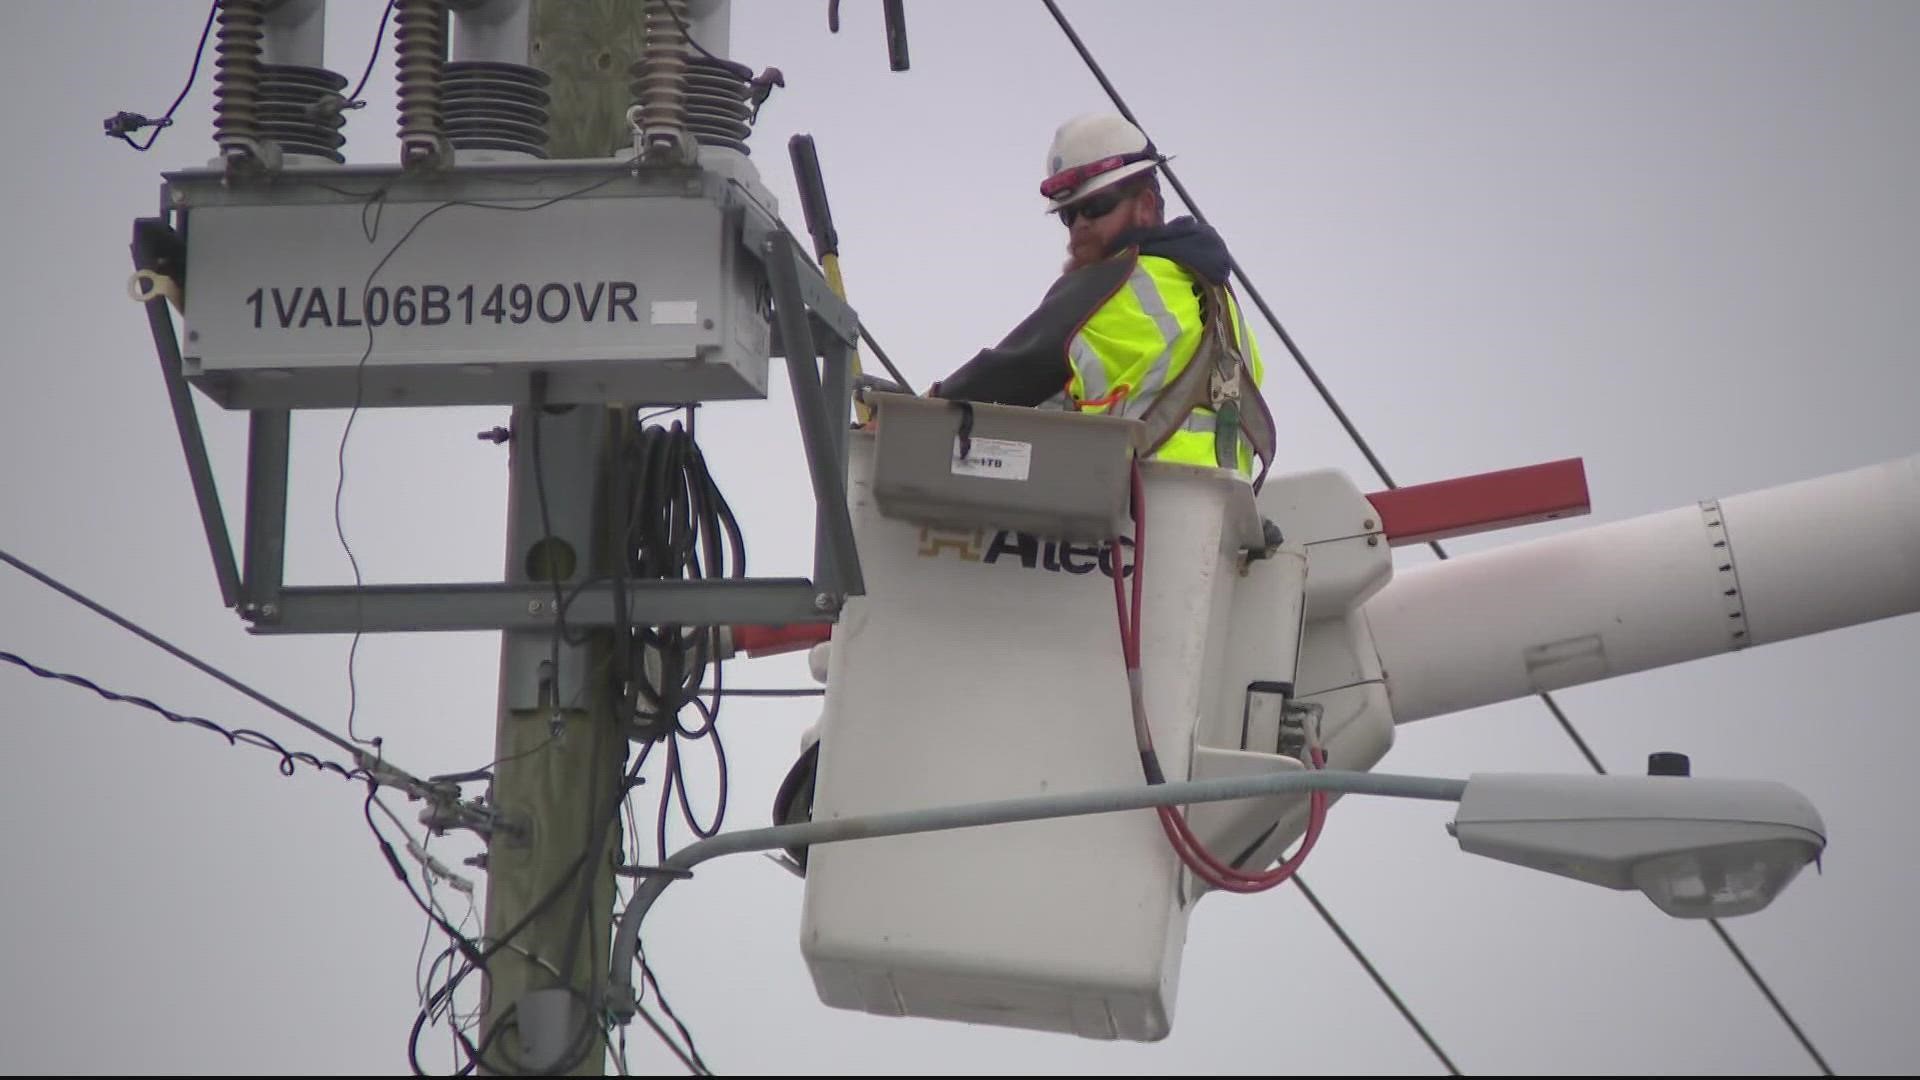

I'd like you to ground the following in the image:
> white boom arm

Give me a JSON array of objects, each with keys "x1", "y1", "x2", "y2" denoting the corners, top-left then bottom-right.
[{"x1": 1365, "y1": 455, "x2": 1920, "y2": 724}]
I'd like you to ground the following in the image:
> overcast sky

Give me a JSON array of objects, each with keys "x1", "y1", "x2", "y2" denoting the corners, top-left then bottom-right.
[{"x1": 2, "y1": 0, "x2": 1917, "y2": 1074}]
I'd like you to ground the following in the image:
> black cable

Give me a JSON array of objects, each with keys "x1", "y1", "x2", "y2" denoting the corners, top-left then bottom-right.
[
  {"x1": 412, "y1": 970, "x2": 487, "y2": 1077},
  {"x1": 367, "y1": 781, "x2": 500, "y2": 1076},
  {"x1": 667, "y1": 698, "x2": 727, "y2": 841},
  {"x1": 1038, "y1": 0, "x2": 1397, "y2": 491},
  {"x1": 412, "y1": 735, "x2": 655, "y2": 1080},
  {"x1": 494, "y1": 735, "x2": 667, "y2": 1075},
  {"x1": 1293, "y1": 877, "x2": 1461, "y2": 1074},
  {"x1": 525, "y1": 378, "x2": 590, "y2": 762},
  {"x1": 1039, "y1": 3, "x2": 1834, "y2": 1072},
  {"x1": 633, "y1": 1001, "x2": 707, "y2": 1076},
  {"x1": 555, "y1": 701, "x2": 638, "y2": 987},
  {"x1": 617, "y1": 417, "x2": 742, "y2": 862},
  {"x1": 639, "y1": 947, "x2": 712, "y2": 1075},
  {"x1": 585, "y1": 413, "x2": 735, "y2": 1073},
  {"x1": 0, "y1": 648, "x2": 365, "y2": 781},
  {"x1": 364, "y1": 787, "x2": 490, "y2": 970},
  {"x1": 330, "y1": 167, "x2": 637, "y2": 755},
  {"x1": 1035, "y1": 2, "x2": 1456, "y2": 1069},
  {"x1": 346, "y1": 1, "x2": 398, "y2": 106},
  {"x1": 426, "y1": 731, "x2": 556, "y2": 786},
  {"x1": 858, "y1": 322, "x2": 915, "y2": 393},
  {"x1": 104, "y1": 0, "x2": 218, "y2": 151},
  {"x1": 1708, "y1": 917, "x2": 1835, "y2": 1074},
  {"x1": 697, "y1": 685, "x2": 824, "y2": 697},
  {"x1": 1549, "y1": 718, "x2": 1830, "y2": 1074},
  {"x1": 0, "y1": 547, "x2": 380, "y2": 767},
  {"x1": 660, "y1": 0, "x2": 733, "y2": 70}
]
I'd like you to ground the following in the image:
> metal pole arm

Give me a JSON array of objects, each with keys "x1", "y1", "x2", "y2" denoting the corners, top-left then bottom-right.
[{"x1": 605, "y1": 768, "x2": 1466, "y2": 1015}]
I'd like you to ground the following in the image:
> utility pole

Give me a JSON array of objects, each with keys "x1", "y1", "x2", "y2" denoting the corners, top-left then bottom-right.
[
  {"x1": 136, "y1": 0, "x2": 847, "y2": 1069},
  {"x1": 477, "y1": 2, "x2": 649, "y2": 1073},
  {"x1": 478, "y1": 2, "x2": 748, "y2": 1071},
  {"x1": 478, "y1": 400, "x2": 623, "y2": 1074}
]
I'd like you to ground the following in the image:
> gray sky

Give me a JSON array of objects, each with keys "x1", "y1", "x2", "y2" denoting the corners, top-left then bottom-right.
[{"x1": 2, "y1": 0, "x2": 1917, "y2": 1073}]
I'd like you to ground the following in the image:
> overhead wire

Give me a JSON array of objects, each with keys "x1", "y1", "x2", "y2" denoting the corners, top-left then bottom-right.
[
  {"x1": 0, "y1": 540, "x2": 501, "y2": 1071},
  {"x1": 1037, "y1": 1, "x2": 1830, "y2": 1074},
  {"x1": 346, "y1": 1, "x2": 398, "y2": 107},
  {"x1": 0, "y1": 547, "x2": 391, "y2": 773},
  {"x1": 638, "y1": 945, "x2": 712, "y2": 1075},
  {"x1": 1292, "y1": 877, "x2": 1461, "y2": 1075},
  {"x1": 563, "y1": 404, "x2": 743, "y2": 1070},
  {"x1": 329, "y1": 162, "x2": 642, "y2": 754},
  {"x1": 1, "y1": 647, "x2": 364, "y2": 781},
  {"x1": 696, "y1": 685, "x2": 823, "y2": 698},
  {"x1": 103, "y1": 0, "x2": 218, "y2": 151},
  {"x1": 1031, "y1": 0, "x2": 1444, "y2": 1067}
]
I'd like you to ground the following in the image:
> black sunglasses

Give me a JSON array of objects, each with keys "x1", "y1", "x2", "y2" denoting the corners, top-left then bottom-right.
[{"x1": 1057, "y1": 188, "x2": 1129, "y2": 227}]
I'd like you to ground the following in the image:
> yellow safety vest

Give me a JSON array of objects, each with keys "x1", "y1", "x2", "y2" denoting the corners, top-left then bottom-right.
[{"x1": 1053, "y1": 254, "x2": 1266, "y2": 474}]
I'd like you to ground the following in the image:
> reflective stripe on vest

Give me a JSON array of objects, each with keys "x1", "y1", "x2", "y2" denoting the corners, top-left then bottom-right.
[{"x1": 1122, "y1": 266, "x2": 1184, "y2": 409}]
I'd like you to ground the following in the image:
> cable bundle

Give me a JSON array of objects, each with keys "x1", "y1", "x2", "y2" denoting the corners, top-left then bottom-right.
[{"x1": 611, "y1": 414, "x2": 745, "y2": 861}]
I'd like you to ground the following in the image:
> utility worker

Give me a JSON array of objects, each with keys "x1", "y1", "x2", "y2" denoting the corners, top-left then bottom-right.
[{"x1": 931, "y1": 113, "x2": 1275, "y2": 483}]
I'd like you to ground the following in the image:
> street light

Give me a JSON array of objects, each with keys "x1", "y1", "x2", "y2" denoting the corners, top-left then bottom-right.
[
  {"x1": 1450, "y1": 771, "x2": 1826, "y2": 918},
  {"x1": 601, "y1": 763, "x2": 1829, "y2": 1050}
]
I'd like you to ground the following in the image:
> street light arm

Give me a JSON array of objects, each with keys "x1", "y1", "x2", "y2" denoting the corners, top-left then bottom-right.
[{"x1": 604, "y1": 768, "x2": 1468, "y2": 1016}]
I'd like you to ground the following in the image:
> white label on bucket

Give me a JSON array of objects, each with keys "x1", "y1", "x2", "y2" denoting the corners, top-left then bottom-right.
[{"x1": 951, "y1": 437, "x2": 1032, "y2": 481}]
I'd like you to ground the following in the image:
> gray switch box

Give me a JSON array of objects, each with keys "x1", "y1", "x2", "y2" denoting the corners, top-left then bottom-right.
[{"x1": 170, "y1": 164, "x2": 772, "y2": 410}]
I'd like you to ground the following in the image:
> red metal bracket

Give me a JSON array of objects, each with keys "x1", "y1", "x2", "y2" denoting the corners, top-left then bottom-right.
[
  {"x1": 1366, "y1": 458, "x2": 1590, "y2": 547},
  {"x1": 729, "y1": 622, "x2": 833, "y2": 658}
]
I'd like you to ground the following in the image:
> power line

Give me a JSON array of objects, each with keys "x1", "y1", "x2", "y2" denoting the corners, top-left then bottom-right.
[
  {"x1": 329, "y1": 165, "x2": 644, "y2": 751},
  {"x1": 346, "y1": 1, "x2": 397, "y2": 107},
  {"x1": 0, "y1": 647, "x2": 363, "y2": 781},
  {"x1": 1707, "y1": 918, "x2": 1834, "y2": 1075},
  {"x1": 1035, "y1": 4, "x2": 1455, "y2": 1070},
  {"x1": 0, "y1": 546, "x2": 375, "y2": 769},
  {"x1": 1293, "y1": 877, "x2": 1460, "y2": 1074},
  {"x1": 1035, "y1": 2, "x2": 1832, "y2": 1073},
  {"x1": 102, "y1": 0, "x2": 218, "y2": 151},
  {"x1": 1038, "y1": 0, "x2": 1398, "y2": 491},
  {"x1": 1565, "y1": 727, "x2": 1832, "y2": 1074}
]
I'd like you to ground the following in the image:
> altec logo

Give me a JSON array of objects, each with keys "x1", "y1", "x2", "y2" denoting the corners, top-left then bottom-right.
[{"x1": 916, "y1": 526, "x2": 1135, "y2": 578}]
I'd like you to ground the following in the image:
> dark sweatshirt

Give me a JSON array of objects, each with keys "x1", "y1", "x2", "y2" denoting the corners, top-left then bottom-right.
[{"x1": 932, "y1": 217, "x2": 1233, "y2": 406}]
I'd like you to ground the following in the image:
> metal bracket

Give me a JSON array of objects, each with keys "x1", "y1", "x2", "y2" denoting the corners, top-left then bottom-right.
[
  {"x1": 420, "y1": 793, "x2": 515, "y2": 841},
  {"x1": 134, "y1": 218, "x2": 241, "y2": 609}
]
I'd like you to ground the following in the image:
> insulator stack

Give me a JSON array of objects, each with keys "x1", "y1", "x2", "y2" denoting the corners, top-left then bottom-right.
[
  {"x1": 395, "y1": 0, "x2": 452, "y2": 167},
  {"x1": 258, "y1": 64, "x2": 349, "y2": 163},
  {"x1": 443, "y1": 60, "x2": 550, "y2": 158},
  {"x1": 629, "y1": 0, "x2": 694, "y2": 160},
  {"x1": 212, "y1": 0, "x2": 274, "y2": 167}
]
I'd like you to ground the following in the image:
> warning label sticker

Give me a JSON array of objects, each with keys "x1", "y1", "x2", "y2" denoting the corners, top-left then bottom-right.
[{"x1": 951, "y1": 437, "x2": 1033, "y2": 481}]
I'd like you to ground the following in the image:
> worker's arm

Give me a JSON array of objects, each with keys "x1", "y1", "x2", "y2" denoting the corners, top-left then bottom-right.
[{"x1": 931, "y1": 254, "x2": 1135, "y2": 406}]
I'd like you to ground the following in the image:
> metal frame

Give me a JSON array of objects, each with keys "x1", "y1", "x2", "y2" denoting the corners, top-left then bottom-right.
[{"x1": 133, "y1": 171, "x2": 866, "y2": 635}]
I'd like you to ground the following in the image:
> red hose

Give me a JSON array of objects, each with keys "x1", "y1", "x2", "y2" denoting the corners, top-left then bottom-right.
[{"x1": 1112, "y1": 456, "x2": 1327, "y2": 893}]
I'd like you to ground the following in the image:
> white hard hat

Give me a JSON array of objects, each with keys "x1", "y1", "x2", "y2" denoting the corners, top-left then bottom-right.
[{"x1": 1041, "y1": 112, "x2": 1163, "y2": 212}]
